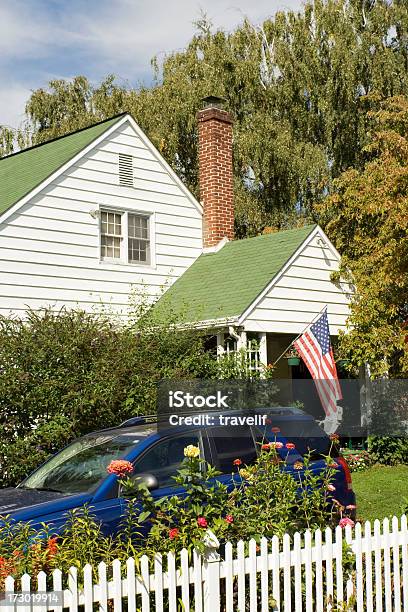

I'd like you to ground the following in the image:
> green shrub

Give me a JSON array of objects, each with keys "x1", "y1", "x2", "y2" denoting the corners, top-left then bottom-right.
[
  {"x1": 0, "y1": 306, "x2": 216, "y2": 487},
  {"x1": 367, "y1": 436, "x2": 408, "y2": 466}
]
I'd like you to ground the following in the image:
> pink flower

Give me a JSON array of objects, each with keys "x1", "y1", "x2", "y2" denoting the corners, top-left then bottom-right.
[
  {"x1": 285, "y1": 442, "x2": 296, "y2": 450},
  {"x1": 274, "y1": 441, "x2": 284, "y2": 449},
  {"x1": 107, "y1": 460, "x2": 133, "y2": 478},
  {"x1": 339, "y1": 517, "x2": 355, "y2": 528},
  {"x1": 169, "y1": 528, "x2": 179, "y2": 540},
  {"x1": 271, "y1": 427, "x2": 280, "y2": 434},
  {"x1": 197, "y1": 517, "x2": 208, "y2": 528},
  {"x1": 225, "y1": 515, "x2": 234, "y2": 524},
  {"x1": 346, "y1": 504, "x2": 357, "y2": 510},
  {"x1": 327, "y1": 484, "x2": 336, "y2": 492}
]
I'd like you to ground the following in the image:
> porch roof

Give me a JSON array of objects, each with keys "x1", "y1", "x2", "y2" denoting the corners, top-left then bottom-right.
[{"x1": 151, "y1": 224, "x2": 316, "y2": 325}]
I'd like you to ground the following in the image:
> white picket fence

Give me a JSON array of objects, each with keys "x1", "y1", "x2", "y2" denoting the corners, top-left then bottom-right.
[{"x1": 2, "y1": 514, "x2": 408, "y2": 612}]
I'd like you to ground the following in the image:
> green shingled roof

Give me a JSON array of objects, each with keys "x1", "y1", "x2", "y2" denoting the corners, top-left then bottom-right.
[
  {"x1": 0, "y1": 115, "x2": 124, "y2": 216},
  {"x1": 153, "y1": 224, "x2": 316, "y2": 324}
]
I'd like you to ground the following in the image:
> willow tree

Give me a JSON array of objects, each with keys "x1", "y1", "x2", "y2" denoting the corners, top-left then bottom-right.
[{"x1": 1, "y1": 0, "x2": 407, "y2": 235}]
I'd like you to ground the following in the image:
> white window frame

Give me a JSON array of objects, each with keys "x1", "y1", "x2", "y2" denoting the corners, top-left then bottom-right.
[{"x1": 99, "y1": 207, "x2": 156, "y2": 269}]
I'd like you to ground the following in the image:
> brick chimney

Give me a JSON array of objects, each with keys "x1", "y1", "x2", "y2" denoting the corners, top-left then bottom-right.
[{"x1": 197, "y1": 96, "x2": 234, "y2": 249}]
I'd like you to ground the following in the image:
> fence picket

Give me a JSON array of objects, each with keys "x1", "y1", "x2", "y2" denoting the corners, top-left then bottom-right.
[
  {"x1": 112, "y1": 559, "x2": 122, "y2": 612},
  {"x1": 344, "y1": 525, "x2": 354, "y2": 604},
  {"x1": 193, "y1": 549, "x2": 203, "y2": 612},
  {"x1": 248, "y1": 539, "x2": 257, "y2": 612},
  {"x1": 237, "y1": 540, "x2": 246, "y2": 612},
  {"x1": 374, "y1": 519, "x2": 383, "y2": 612},
  {"x1": 68, "y1": 566, "x2": 78, "y2": 612},
  {"x1": 401, "y1": 515, "x2": 408, "y2": 611},
  {"x1": 304, "y1": 530, "x2": 313, "y2": 612},
  {"x1": 20, "y1": 574, "x2": 31, "y2": 612},
  {"x1": 293, "y1": 531, "x2": 302, "y2": 612},
  {"x1": 167, "y1": 551, "x2": 177, "y2": 612},
  {"x1": 140, "y1": 555, "x2": 150, "y2": 612},
  {"x1": 324, "y1": 526, "x2": 334, "y2": 611},
  {"x1": 4, "y1": 576, "x2": 15, "y2": 612},
  {"x1": 383, "y1": 518, "x2": 392, "y2": 611},
  {"x1": 224, "y1": 542, "x2": 234, "y2": 612},
  {"x1": 153, "y1": 554, "x2": 164, "y2": 612},
  {"x1": 98, "y1": 562, "x2": 108, "y2": 612},
  {"x1": 180, "y1": 548, "x2": 190, "y2": 612},
  {"x1": 282, "y1": 533, "x2": 291, "y2": 612},
  {"x1": 259, "y1": 537, "x2": 269, "y2": 612},
  {"x1": 271, "y1": 535, "x2": 281, "y2": 611},
  {"x1": 314, "y1": 529, "x2": 323, "y2": 612},
  {"x1": 83, "y1": 564, "x2": 93, "y2": 612},
  {"x1": 364, "y1": 521, "x2": 373, "y2": 612},
  {"x1": 354, "y1": 522, "x2": 364, "y2": 612},
  {"x1": 34, "y1": 571, "x2": 47, "y2": 612},
  {"x1": 334, "y1": 525, "x2": 344, "y2": 605},
  {"x1": 392, "y1": 515, "x2": 402, "y2": 612}
]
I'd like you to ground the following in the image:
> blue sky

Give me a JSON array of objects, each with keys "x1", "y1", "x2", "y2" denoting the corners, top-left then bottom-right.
[{"x1": 0, "y1": 0, "x2": 303, "y2": 130}]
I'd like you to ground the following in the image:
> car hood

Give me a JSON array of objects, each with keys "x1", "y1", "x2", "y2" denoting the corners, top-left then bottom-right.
[{"x1": 0, "y1": 488, "x2": 91, "y2": 520}]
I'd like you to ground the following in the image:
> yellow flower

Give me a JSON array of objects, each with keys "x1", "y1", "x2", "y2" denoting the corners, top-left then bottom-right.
[
  {"x1": 184, "y1": 444, "x2": 200, "y2": 458},
  {"x1": 239, "y1": 468, "x2": 253, "y2": 480}
]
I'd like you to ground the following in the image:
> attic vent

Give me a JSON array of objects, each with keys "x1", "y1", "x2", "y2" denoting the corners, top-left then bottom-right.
[{"x1": 119, "y1": 153, "x2": 134, "y2": 187}]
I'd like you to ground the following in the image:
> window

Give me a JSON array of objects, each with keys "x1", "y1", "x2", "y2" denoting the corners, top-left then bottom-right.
[
  {"x1": 133, "y1": 433, "x2": 201, "y2": 488},
  {"x1": 101, "y1": 211, "x2": 122, "y2": 259},
  {"x1": 100, "y1": 209, "x2": 151, "y2": 265},
  {"x1": 128, "y1": 213, "x2": 149, "y2": 263},
  {"x1": 210, "y1": 427, "x2": 257, "y2": 472}
]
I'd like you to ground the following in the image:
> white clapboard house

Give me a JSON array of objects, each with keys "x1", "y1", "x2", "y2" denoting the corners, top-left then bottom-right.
[{"x1": 0, "y1": 100, "x2": 352, "y2": 384}]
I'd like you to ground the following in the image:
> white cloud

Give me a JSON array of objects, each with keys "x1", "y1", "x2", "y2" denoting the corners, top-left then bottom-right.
[
  {"x1": 0, "y1": 83, "x2": 31, "y2": 128},
  {"x1": 0, "y1": 0, "x2": 305, "y2": 128}
]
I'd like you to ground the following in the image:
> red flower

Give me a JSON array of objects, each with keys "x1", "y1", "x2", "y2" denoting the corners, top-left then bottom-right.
[
  {"x1": 225, "y1": 515, "x2": 234, "y2": 524},
  {"x1": 271, "y1": 427, "x2": 280, "y2": 434},
  {"x1": 107, "y1": 460, "x2": 133, "y2": 478},
  {"x1": 330, "y1": 433, "x2": 340, "y2": 441},
  {"x1": 339, "y1": 517, "x2": 355, "y2": 528},
  {"x1": 46, "y1": 537, "x2": 58, "y2": 557},
  {"x1": 197, "y1": 517, "x2": 208, "y2": 528},
  {"x1": 169, "y1": 528, "x2": 179, "y2": 540},
  {"x1": 285, "y1": 442, "x2": 295, "y2": 450},
  {"x1": 233, "y1": 459, "x2": 242, "y2": 466},
  {"x1": 262, "y1": 444, "x2": 271, "y2": 450}
]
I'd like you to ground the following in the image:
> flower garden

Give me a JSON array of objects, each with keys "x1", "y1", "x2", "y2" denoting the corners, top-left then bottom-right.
[{"x1": 0, "y1": 438, "x2": 356, "y2": 588}]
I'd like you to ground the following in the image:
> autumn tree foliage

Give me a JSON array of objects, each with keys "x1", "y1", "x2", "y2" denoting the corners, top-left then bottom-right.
[{"x1": 319, "y1": 96, "x2": 408, "y2": 377}]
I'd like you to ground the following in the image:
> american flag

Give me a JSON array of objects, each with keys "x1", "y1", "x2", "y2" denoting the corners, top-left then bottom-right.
[{"x1": 294, "y1": 308, "x2": 342, "y2": 416}]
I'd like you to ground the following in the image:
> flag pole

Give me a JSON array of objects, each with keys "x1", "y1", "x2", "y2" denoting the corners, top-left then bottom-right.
[{"x1": 271, "y1": 305, "x2": 328, "y2": 367}]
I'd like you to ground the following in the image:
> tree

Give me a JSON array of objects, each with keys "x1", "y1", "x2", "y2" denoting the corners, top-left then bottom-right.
[
  {"x1": 318, "y1": 95, "x2": 408, "y2": 377},
  {"x1": 1, "y1": 1, "x2": 407, "y2": 234}
]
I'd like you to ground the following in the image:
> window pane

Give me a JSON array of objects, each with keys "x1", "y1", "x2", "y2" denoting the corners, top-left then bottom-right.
[
  {"x1": 101, "y1": 234, "x2": 121, "y2": 259},
  {"x1": 211, "y1": 427, "x2": 257, "y2": 472},
  {"x1": 133, "y1": 434, "x2": 201, "y2": 488},
  {"x1": 128, "y1": 214, "x2": 149, "y2": 239},
  {"x1": 128, "y1": 237, "x2": 150, "y2": 264}
]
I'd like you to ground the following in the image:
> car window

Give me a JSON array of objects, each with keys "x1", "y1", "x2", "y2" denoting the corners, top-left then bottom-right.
[
  {"x1": 210, "y1": 427, "x2": 257, "y2": 472},
  {"x1": 133, "y1": 433, "x2": 201, "y2": 488},
  {"x1": 21, "y1": 433, "x2": 147, "y2": 495},
  {"x1": 258, "y1": 418, "x2": 330, "y2": 458}
]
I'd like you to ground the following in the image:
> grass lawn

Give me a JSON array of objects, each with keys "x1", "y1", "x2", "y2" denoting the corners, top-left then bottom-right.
[{"x1": 352, "y1": 464, "x2": 408, "y2": 523}]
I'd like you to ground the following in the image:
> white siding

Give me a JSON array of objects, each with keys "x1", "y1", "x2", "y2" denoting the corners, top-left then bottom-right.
[
  {"x1": 243, "y1": 232, "x2": 351, "y2": 335},
  {"x1": 0, "y1": 120, "x2": 203, "y2": 319}
]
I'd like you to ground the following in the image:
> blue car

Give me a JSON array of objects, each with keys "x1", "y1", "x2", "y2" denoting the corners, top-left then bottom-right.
[{"x1": 0, "y1": 408, "x2": 356, "y2": 534}]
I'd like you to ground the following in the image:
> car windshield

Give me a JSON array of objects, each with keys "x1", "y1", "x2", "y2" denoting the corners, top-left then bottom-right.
[{"x1": 21, "y1": 429, "x2": 155, "y2": 495}]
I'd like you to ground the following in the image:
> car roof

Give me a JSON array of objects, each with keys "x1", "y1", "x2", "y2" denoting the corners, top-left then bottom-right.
[{"x1": 86, "y1": 406, "x2": 316, "y2": 438}]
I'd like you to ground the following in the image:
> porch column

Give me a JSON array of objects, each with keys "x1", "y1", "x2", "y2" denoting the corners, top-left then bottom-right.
[
  {"x1": 216, "y1": 332, "x2": 224, "y2": 358},
  {"x1": 259, "y1": 332, "x2": 267, "y2": 366},
  {"x1": 236, "y1": 330, "x2": 247, "y2": 351}
]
